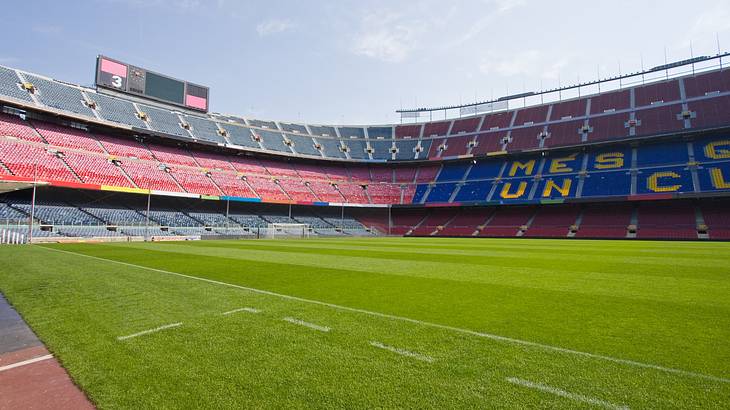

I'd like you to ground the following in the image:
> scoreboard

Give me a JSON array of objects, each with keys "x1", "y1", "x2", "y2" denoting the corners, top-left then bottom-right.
[{"x1": 95, "y1": 55, "x2": 209, "y2": 112}]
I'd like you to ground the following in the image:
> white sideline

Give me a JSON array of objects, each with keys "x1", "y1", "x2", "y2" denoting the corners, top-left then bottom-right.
[
  {"x1": 505, "y1": 377, "x2": 629, "y2": 410},
  {"x1": 40, "y1": 246, "x2": 730, "y2": 384},
  {"x1": 283, "y1": 317, "x2": 330, "y2": 332},
  {"x1": 222, "y1": 307, "x2": 260, "y2": 315},
  {"x1": 369, "y1": 341, "x2": 434, "y2": 363},
  {"x1": 117, "y1": 322, "x2": 182, "y2": 341},
  {"x1": 0, "y1": 354, "x2": 53, "y2": 372}
]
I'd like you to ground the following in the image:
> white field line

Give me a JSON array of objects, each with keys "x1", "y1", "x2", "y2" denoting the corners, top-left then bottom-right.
[
  {"x1": 41, "y1": 246, "x2": 730, "y2": 384},
  {"x1": 222, "y1": 307, "x2": 260, "y2": 315},
  {"x1": 282, "y1": 317, "x2": 330, "y2": 332},
  {"x1": 369, "y1": 341, "x2": 434, "y2": 363},
  {"x1": 506, "y1": 377, "x2": 630, "y2": 410},
  {"x1": 0, "y1": 354, "x2": 53, "y2": 372},
  {"x1": 117, "y1": 322, "x2": 182, "y2": 341}
]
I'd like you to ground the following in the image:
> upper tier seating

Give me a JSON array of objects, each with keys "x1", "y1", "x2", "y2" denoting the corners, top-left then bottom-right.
[
  {"x1": 310, "y1": 125, "x2": 338, "y2": 137},
  {"x1": 423, "y1": 121, "x2": 450, "y2": 137},
  {"x1": 247, "y1": 119, "x2": 277, "y2": 129},
  {"x1": 139, "y1": 104, "x2": 188, "y2": 138},
  {"x1": 288, "y1": 134, "x2": 321, "y2": 157},
  {"x1": 256, "y1": 130, "x2": 291, "y2": 153},
  {"x1": 279, "y1": 122, "x2": 308, "y2": 134},
  {"x1": 185, "y1": 115, "x2": 225, "y2": 144},
  {"x1": 23, "y1": 73, "x2": 95, "y2": 117},
  {"x1": 395, "y1": 124, "x2": 422, "y2": 139},
  {"x1": 368, "y1": 127, "x2": 392, "y2": 139},
  {"x1": 220, "y1": 123, "x2": 260, "y2": 149},
  {"x1": 0, "y1": 66, "x2": 33, "y2": 103},
  {"x1": 89, "y1": 92, "x2": 148, "y2": 128}
]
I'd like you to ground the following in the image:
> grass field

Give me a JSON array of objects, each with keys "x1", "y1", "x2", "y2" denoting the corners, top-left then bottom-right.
[{"x1": 0, "y1": 238, "x2": 728, "y2": 408}]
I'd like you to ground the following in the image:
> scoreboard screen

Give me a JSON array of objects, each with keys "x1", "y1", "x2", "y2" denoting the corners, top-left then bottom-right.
[{"x1": 95, "y1": 55, "x2": 209, "y2": 112}]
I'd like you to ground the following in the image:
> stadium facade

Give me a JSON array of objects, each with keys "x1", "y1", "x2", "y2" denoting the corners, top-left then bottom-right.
[{"x1": 0, "y1": 55, "x2": 729, "y2": 242}]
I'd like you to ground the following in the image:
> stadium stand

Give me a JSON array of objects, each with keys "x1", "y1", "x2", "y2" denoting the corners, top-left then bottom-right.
[
  {"x1": 0, "y1": 112, "x2": 44, "y2": 142},
  {"x1": 574, "y1": 203, "x2": 633, "y2": 238},
  {"x1": 478, "y1": 206, "x2": 535, "y2": 237},
  {"x1": 0, "y1": 61, "x2": 729, "y2": 241}
]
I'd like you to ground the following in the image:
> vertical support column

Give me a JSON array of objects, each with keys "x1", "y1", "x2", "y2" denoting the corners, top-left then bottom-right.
[
  {"x1": 145, "y1": 192, "x2": 151, "y2": 240},
  {"x1": 28, "y1": 174, "x2": 37, "y2": 245},
  {"x1": 388, "y1": 205, "x2": 392, "y2": 236},
  {"x1": 225, "y1": 199, "x2": 230, "y2": 231}
]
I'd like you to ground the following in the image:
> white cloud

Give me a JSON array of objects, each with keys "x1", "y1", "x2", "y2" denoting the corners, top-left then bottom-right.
[
  {"x1": 256, "y1": 19, "x2": 295, "y2": 37},
  {"x1": 479, "y1": 50, "x2": 569, "y2": 80},
  {"x1": 491, "y1": 0, "x2": 526, "y2": 12},
  {"x1": 95, "y1": 0, "x2": 202, "y2": 12},
  {"x1": 447, "y1": 0, "x2": 528, "y2": 47},
  {"x1": 686, "y1": 3, "x2": 730, "y2": 40},
  {"x1": 351, "y1": 11, "x2": 420, "y2": 63},
  {"x1": 32, "y1": 25, "x2": 63, "y2": 35}
]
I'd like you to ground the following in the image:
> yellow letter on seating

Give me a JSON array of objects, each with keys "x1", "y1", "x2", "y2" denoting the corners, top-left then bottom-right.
[
  {"x1": 705, "y1": 140, "x2": 730, "y2": 159},
  {"x1": 548, "y1": 154, "x2": 577, "y2": 173},
  {"x1": 594, "y1": 152, "x2": 624, "y2": 169},
  {"x1": 647, "y1": 171, "x2": 682, "y2": 192},
  {"x1": 500, "y1": 181, "x2": 528, "y2": 199},
  {"x1": 508, "y1": 160, "x2": 536, "y2": 177},
  {"x1": 542, "y1": 179, "x2": 572, "y2": 197},
  {"x1": 710, "y1": 168, "x2": 730, "y2": 189}
]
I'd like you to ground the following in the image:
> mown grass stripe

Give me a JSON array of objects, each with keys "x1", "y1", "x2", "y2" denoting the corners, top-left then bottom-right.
[{"x1": 39, "y1": 246, "x2": 730, "y2": 384}]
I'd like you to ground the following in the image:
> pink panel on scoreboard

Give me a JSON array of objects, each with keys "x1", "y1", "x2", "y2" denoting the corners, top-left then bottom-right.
[
  {"x1": 186, "y1": 94, "x2": 207, "y2": 109},
  {"x1": 100, "y1": 59, "x2": 127, "y2": 77}
]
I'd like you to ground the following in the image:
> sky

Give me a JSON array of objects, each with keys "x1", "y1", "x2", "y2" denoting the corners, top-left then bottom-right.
[{"x1": 2, "y1": 0, "x2": 730, "y2": 125}]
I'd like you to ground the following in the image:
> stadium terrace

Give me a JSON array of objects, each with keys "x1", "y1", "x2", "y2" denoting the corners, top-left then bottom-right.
[{"x1": 0, "y1": 54, "x2": 729, "y2": 241}]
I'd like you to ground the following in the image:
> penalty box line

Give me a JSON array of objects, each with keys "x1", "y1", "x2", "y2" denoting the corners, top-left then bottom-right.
[{"x1": 40, "y1": 246, "x2": 730, "y2": 385}]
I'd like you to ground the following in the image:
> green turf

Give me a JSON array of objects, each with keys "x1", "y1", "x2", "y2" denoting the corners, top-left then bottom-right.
[{"x1": 0, "y1": 238, "x2": 728, "y2": 408}]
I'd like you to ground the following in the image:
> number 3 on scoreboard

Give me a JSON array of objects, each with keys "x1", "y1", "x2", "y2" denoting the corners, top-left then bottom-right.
[{"x1": 111, "y1": 75, "x2": 123, "y2": 88}]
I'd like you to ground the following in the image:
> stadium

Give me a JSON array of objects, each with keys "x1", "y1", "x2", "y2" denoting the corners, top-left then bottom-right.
[{"x1": 0, "y1": 2, "x2": 729, "y2": 408}]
